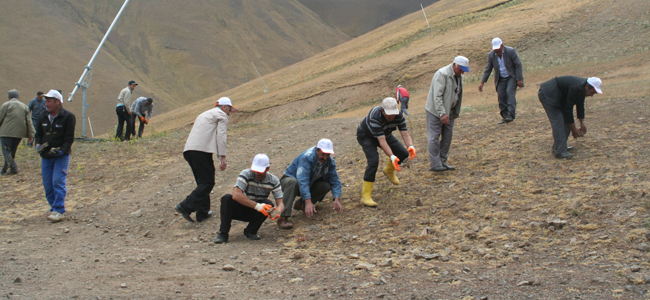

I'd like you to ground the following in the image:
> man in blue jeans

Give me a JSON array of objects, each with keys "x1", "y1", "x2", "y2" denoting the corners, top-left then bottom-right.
[{"x1": 35, "y1": 90, "x2": 76, "y2": 222}]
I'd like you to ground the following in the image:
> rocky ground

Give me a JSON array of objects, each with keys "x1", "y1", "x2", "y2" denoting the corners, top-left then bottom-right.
[{"x1": 1, "y1": 95, "x2": 649, "y2": 299}]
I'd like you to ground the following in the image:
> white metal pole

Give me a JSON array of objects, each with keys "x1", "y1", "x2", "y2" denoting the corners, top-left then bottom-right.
[
  {"x1": 251, "y1": 61, "x2": 269, "y2": 93},
  {"x1": 88, "y1": 117, "x2": 95, "y2": 138},
  {"x1": 68, "y1": 0, "x2": 131, "y2": 102},
  {"x1": 421, "y1": 4, "x2": 430, "y2": 29}
]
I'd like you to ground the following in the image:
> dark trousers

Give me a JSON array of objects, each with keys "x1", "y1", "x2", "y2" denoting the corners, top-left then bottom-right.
[
  {"x1": 115, "y1": 106, "x2": 132, "y2": 141},
  {"x1": 219, "y1": 194, "x2": 273, "y2": 235},
  {"x1": 497, "y1": 76, "x2": 517, "y2": 119},
  {"x1": 1, "y1": 137, "x2": 21, "y2": 174},
  {"x1": 280, "y1": 174, "x2": 331, "y2": 218},
  {"x1": 179, "y1": 151, "x2": 215, "y2": 219},
  {"x1": 356, "y1": 128, "x2": 409, "y2": 182},
  {"x1": 539, "y1": 90, "x2": 571, "y2": 155},
  {"x1": 131, "y1": 114, "x2": 146, "y2": 138}
]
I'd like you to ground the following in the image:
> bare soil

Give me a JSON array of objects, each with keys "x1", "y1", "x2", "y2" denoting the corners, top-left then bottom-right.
[{"x1": 1, "y1": 94, "x2": 649, "y2": 299}]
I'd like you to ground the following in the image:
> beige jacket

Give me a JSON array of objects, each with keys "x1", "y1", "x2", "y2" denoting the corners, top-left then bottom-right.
[
  {"x1": 183, "y1": 107, "x2": 229, "y2": 156},
  {"x1": 0, "y1": 98, "x2": 35, "y2": 138},
  {"x1": 117, "y1": 87, "x2": 133, "y2": 113},
  {"x1": 425, "y1": 63, "x2": 463, "y2": 119}
]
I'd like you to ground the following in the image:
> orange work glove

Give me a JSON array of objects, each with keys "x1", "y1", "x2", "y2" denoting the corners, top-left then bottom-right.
[
  {"x1": 139, "y1": 116, "x2": 145, "y2": 122},
  {"x1": 144, "y1": 119, "x2": 149, "y2": 125},
  {"x1": 390, "y1": 155, "x2": 401, "y2": 172},
  {"x1": 407, "y1": 146, "x2": 416, "y2": 160},
  {"x1": 255, "y1": 203, "x2": 273, "y2": 218}
]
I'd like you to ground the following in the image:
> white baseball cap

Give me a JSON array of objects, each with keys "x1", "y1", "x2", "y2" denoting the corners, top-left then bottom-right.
[
  {"x1": 215, "y1": 96, "x2": 237, "y2": 111},
  {"x1": 43, "y1": 89, "x2": 63, "y2": 103},
  {"x1": 251, "y1": 154, "x2": 270, "y2": 173},
  {"x1": 453, "y1": 56, "x2": 470, "y2": 72},
  {"x1": 492, "y1": 37, "x2": 503, "y2": 50},
  {"x1": 586, "y1": 77, "x2": 603, "y2": 94},
  {"x1": 316, "y1": 138, "x2": 334, "y2": 154},
  {"x1": 382, "y1": 97, "x2": 400, "y2": 115}
]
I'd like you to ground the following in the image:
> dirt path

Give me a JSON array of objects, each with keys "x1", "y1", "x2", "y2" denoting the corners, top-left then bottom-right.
[{"x1": 1, "y1": 96, "x2": 649, "y2": 299}]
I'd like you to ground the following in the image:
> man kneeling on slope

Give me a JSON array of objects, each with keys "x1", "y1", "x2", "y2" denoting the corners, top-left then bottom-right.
[
  {"x1": 277, "y1": 138, "x2": 343, "y2": 229},
  {"x1": 215, "y1": 154, "x2": 284, "y2": 244}
]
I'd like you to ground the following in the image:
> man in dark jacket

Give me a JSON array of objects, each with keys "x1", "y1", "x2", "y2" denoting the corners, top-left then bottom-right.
[
  {"x1": 478, "y1": 38, "x2": 524, "y2": 124},
  {"x1": 538, "y1": 76, "x2": 602, "y2": 159},
  {"x1": 34, "y1": 90, "x2": 76, "y2": 222}
]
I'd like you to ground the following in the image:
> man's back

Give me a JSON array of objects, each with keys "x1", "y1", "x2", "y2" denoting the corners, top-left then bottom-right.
[{"x1": 0, "y1": 99, "x2": 32, "y2": 138}]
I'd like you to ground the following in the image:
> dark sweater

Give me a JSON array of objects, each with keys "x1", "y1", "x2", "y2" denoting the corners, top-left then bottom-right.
[{"x1": 34, "y1": 108, "x2": 76, "y2": 158}]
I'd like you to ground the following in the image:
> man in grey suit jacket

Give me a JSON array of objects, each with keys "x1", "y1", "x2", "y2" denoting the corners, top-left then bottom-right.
[{"x1": 478, "y1": 38, "x2": 524, "y2": 124}]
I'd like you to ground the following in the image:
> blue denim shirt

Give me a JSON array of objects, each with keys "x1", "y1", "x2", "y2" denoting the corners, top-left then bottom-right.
[{"x1": 284, "y1": 146, "x2": 342, "y2": 200}]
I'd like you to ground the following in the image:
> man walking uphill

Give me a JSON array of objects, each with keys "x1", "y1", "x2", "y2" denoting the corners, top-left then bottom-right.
[
  {"x1": 35, "y1": 90, "x2": 76, "y2": 222},
  {"x1": 426, "y1": 56, "x2": 468, "y2": 172},
  {"x1": 478, "y1": 38, "x2": 524, "y2": 124},
  {"x1": 357, "y1": 97, "x2": 416, "y2": 207},
  {"x1": 175, "y1": 97, "x2": 236, "y2": 223},
  {"x1": 538, "y1": 76, "x2": 602, "y2": 159},
  {"x1": 115, "y1": 80, "x2": 137, "y2": 141},
  {"x1": 0, "y1": 89, "x2": 35, "y2": 175}
]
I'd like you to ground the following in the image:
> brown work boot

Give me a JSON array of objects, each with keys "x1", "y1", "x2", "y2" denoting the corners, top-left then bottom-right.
[
  {"x1": 277, "y1": 217, "x2": 294, "y2": 229},
  {"x1": 293, "y1": 199, "x2": 305, "y2": 211}
]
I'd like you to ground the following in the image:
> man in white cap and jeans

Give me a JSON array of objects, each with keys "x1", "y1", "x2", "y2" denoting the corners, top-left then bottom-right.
[
  {"x1": 426, "y1": 56, "x2": 468, "y2": 172},
  {"x1": 277, "y1": 138, "x2": 343, "y2": 229},
  {"x1": 176, "y1": 97, "x2": 236, "y2": 223},
  {"x1": 356, "y1": 97, "x2": 416, "y2": 207},
  {"x1": 478, "y1": 38, "x2": 524, "y2": 124},
  {"x1": 215, "y1": 154, "x2": 284, "y2": 244},
  {"x1": 538, "y1": 76, "x2": 602, "y2": 159},
  {"x1": 34, "y1": 89, "x2": 76, "y2": 222}
]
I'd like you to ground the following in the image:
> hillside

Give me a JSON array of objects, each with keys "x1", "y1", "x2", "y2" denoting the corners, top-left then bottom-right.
[
  {"x1": 298, "y1": 0, "x2": 439, "y2": 37},
  {"x1": 151, "y1": 0, "x2": 650, "y2": 134},
  {"x1": 0, "y1": 0, "x2": 348, "y2": 135}
]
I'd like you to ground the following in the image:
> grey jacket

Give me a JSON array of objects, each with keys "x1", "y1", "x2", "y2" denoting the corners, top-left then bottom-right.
[
  {"x1": 0, "y1": 98, "x2": 35, "y2": 138},
  {"x1": 481, "y1": 46, "x2": 524, "y2": 87},
  {"x1": 425, "y1": 63, "x2": 463, "y2": 119}
]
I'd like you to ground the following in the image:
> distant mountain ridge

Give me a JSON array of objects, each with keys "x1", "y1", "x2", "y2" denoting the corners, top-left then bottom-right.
[
  {"x1": 0, "y1": 0, "x2": 348, "y2": 135},
  {"x1": 298, "y1": 0, "x2": 439, "y2": 37}
]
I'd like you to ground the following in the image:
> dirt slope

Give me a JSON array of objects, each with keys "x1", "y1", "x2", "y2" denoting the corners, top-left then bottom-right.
[{"x1": 1, "y1": 93, "x2": 649, "y2": 298}]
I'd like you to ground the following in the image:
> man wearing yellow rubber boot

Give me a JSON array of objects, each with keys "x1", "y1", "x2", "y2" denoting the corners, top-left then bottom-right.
[{"x1": 356, "y1": 97, "x2": 416, "y2": 207}]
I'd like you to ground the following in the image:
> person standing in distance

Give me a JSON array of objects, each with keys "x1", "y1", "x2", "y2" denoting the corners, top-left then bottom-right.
[
  {"x1": 34, "y1": 90, "x2": 76, "y2": 222},
  {"x1": 28, "y1": 91, "x2": 46, "y2": 146},
  {"x1": 115, "y1": 80, "x2": 137, "y2": 141},
  {"x1": 175, "y1": 97, "x2": 236, "y2": 223},
  {"x1": 478, "y1": 38, "x2": 524, "y2": 124}
]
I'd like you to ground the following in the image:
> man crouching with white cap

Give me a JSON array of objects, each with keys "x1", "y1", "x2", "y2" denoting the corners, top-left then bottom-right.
[
  {"x1": 215, "y1": 154, "x2": 284, "y2": 243},
  {"x1": 35, "y1": 90, "x2": 76, "y2": 222},
  {"x1": 426, "y1": 56, "x2": 468, "y2": 172},
  {"x1": 277, "y1": 138, "x2": 343, "y2": 229}
]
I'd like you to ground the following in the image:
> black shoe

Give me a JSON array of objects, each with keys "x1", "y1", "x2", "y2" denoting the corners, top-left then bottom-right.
[
  {"x1": 566, "y1": 146, "x2": 575, "y2": 152},
  {"x1": 243, "y1": 230, "x2": 261, "y2": 240},
  {"x1": 175, "y1": 204, "x2": 194, "y2": 222},
  {"x1": 504, "y1": 117, "x2": 513, "y2": 123},
  {"x1": 498, "y1": 119, "x2": 507, "y2": 124},
  {"x1": 196, "y1": 210, "x2": 213, "y2": 222},
  {"x1": 555, "y1": 152, "x2": 573, "y2": 159},
  {"x1": 214, "y1": 233, "x2": 228, "y2": 244},
  {"x1": 442, "y1": 164, "x2": 455, "y2": 170},
  {"x1": 431, "y1": 166, "x2": 447, "y2": 172}
]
